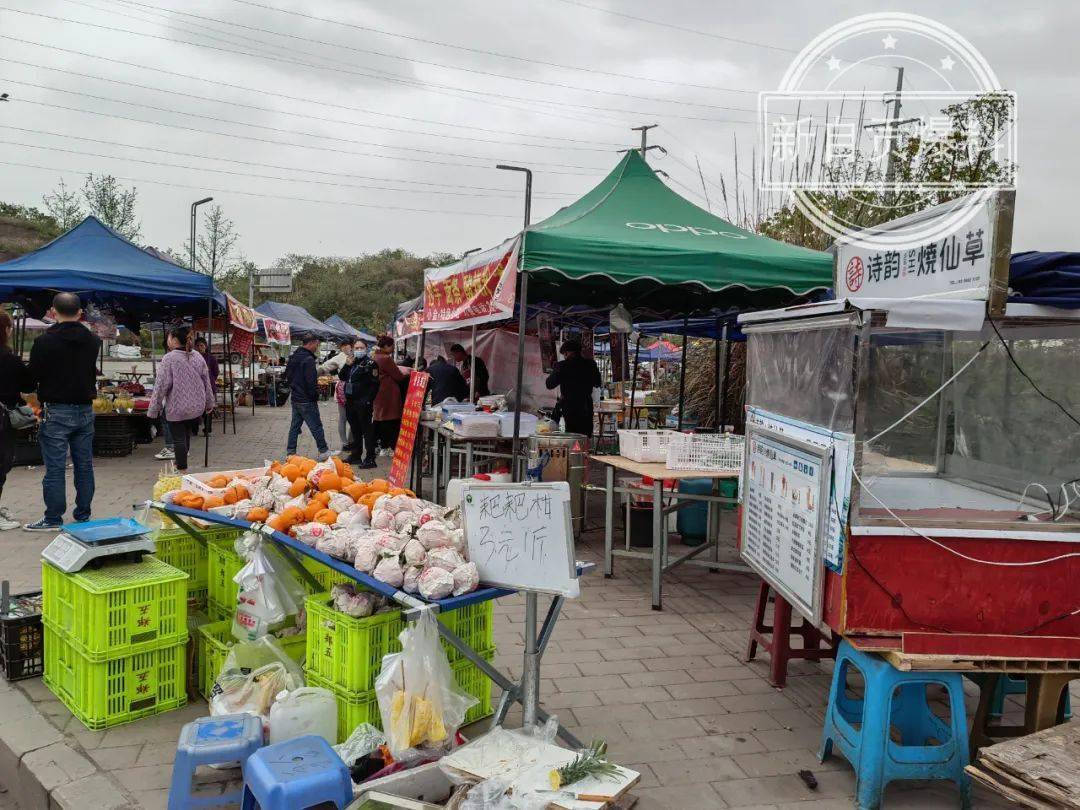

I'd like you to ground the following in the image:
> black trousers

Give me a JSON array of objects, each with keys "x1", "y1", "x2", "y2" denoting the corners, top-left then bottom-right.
[
  {"x1": 167, "y1": 418, "x2": 199, "y2": 470},
  {"x1": 376, "y1": 419, "x2": 401, "y2": 453},
  {"x1": 345, "y1": 398, "x2": 377, "y2": 463},
  {"x1": 562, "y1": 403, "x2": 594, "y2": 438},
  {"x1": 0, "y1": 421, "x2": 14, "y2": 500}
]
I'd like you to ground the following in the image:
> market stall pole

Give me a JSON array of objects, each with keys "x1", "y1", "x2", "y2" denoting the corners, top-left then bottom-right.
[
  {"x1": 677, "y1": 314, "x2": 689, "y2": 430},
  {"x1": 190, "y1": 196, "x2": 214, "y2": 467},
  {"x1": 594, "y1": 454, "x2": 745, "y2": 609},
  {"x1": 154, "y1": 501, "x2": 587, "y2": 747},
  {"x1": 626, "y1": 336, "x2": 641, "y2": 428}
]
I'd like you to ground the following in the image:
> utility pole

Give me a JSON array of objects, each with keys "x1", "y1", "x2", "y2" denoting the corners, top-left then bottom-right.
[
  {"x1": 631, "y1": 124, "x2": 658, "y2": 157},
  {"x1": 864, "y1": 67, "x2": 918, "y2": 204},
  {"x1": 248, "y1": 265, "x2": 255, "y2": 308}
]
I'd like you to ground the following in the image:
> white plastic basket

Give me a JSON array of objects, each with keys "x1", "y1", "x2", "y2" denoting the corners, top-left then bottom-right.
[
  {"x1": 617, "y1": 429, "x2": 676, "y2": 463},
  {"x1": 665, "y1": 432, "x2": 745, "y2": 472}
]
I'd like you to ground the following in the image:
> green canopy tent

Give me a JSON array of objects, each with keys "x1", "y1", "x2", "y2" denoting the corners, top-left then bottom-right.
[{"x1": 519, "y1": 150, "x2": 833, "y2": 313}]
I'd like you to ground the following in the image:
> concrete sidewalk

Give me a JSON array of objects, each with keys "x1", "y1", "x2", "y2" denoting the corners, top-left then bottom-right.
[{"x1": 0, "y1": 403, "x2": 1019, "y2": 808}]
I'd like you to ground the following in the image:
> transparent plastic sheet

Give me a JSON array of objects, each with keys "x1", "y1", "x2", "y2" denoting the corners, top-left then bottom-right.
[
  {"x1": 443, "y1": 721, "x2": 563, "y2": 810},
  {"x1": 333, "y1": 723, "x2": 387, "y2": 765},
  {"x1": 209, "y1": 635, "x2": 304, "y2": 719},
  {"x1": 375, "y1": 610, "x2": 477, "y2": 758},
  {"x1": 746, "y1": 322, "x2": 858, "y2": 433}
]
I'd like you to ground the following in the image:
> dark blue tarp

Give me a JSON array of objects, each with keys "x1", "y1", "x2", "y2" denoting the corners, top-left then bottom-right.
[
  {"x1": 1009, "y1": 251, "x2": 1080, "y2": 309},
  {"x1": 323, "y1": 314, "x2": 377, "y2": 343},
  {"x1": 0, "y1": 216, "x2": 219, "y2": 326},
  {"x1": 255, "y1": 300, "x2": 350, "y2": 341}
]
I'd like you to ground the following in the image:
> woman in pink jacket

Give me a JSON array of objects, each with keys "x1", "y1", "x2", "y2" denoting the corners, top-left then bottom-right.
[{"x1": 147, "y1": 326, "x2": 216, "y2": 471}]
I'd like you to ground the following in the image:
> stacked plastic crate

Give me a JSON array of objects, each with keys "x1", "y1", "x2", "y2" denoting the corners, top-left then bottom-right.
[
  {"x1": 41, "y1": 557, "x2": 189, "y2": 729},
  {"x1": 305, "y1": 592, "x2": 496, "y2": 743}
]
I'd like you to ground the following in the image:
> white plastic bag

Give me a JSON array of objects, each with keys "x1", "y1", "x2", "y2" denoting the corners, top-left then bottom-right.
[
  {"x1": 375, "y1": 610, "x2": 476, "y2": 756},
  {"x1": 209, "y1": 635, "x2": 304, "y2": 719},
  {"x1": 232, "y1": 546, "x2": 302, "y2": 642}
]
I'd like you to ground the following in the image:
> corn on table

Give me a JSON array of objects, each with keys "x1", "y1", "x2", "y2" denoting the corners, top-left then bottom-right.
[
  {"x1": 152, "y1": 501, "x2": 587, "y2": 747},
  {"x1": 590, "y1": 455, "x2": 748, "y2": 611}
]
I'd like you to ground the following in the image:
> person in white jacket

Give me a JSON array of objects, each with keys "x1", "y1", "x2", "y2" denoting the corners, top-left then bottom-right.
[{"x1": 319, "y1": 337, "x2": 354, "y2": 452}]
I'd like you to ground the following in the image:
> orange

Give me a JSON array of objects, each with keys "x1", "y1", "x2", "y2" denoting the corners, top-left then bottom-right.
[
  {"x1": 246, "y1": 506, "x2": 270, "y2": 522},
  {"x1": 343, "y1": 482, "x2": 366, "y2": 502},
  {"x1": 288, "y1": 478, "x2": 308, "y2": 498},
  {"x1": 368, "y1": 479, "x2": 390, "y2": 493},
  {"x1": 203, "y1": 495, "x2": 225, "y2": 509},
  {"x1": 314, "y1": 508, "x2": 338, "y2": 525},
  {"x1": 311, "y1": 491, "x2": 332, "y2": 506},
  {"x1": 279, "y1": 506, "x2": 304, "y2": 526},
  {"x1": 280, "y1": 463, "x2": 301, "y2": 482},
  {"x1": 267, "y1": 514, "x2": 290, "y2": 533},
  {"x1": 317, "y1": 472, "x2": 342, "y2": 492},
  {"x1": 303, "y1": 501, "x2": 323, "y2": 522},
  {"x1": 208, "y1": 474, "x2": 229, "y2": 488}
]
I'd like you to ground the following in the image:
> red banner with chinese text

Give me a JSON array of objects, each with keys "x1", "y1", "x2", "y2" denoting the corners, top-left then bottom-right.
[
  {"x1": 422, "y1": 237, "x2": 518, "y2": 330},
  {"x1": 395, "y1": 308, "x2": 424, "y2": 339},
  {"x1": 389, "y1": 371, "x2": 430, "y2": 488},
  {"x1": 230, "y1": 326, "x2": 254, "y2": 357},
  {"x1": 262, "y1": 317, "x2": 291, "y2": 345}
]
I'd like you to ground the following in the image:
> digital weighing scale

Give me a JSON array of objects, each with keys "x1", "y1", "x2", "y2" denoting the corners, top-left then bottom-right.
[{"x1": 41, "y1": 517, "x2": 156, "y2": 573}]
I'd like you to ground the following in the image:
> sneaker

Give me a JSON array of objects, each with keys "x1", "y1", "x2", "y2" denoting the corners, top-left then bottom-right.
[
  {"x1": 24, "y1": 519, "x2": 62, "y2": 532},
  {"x1": 359, "y1": 460, "x2": 378, "y2": 470},
  {"x1": 0, "y1": 508, "x2": 18, "y2": 531},
  {"x1": 155, "y1": 447, "x2": 175, "y2": 460},
  {"x1": 316, "y1": 450, "x2": 338, "y2": 462}
]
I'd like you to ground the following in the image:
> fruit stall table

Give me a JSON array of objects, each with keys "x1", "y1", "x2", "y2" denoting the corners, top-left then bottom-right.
[
  {"x1": 424, "y1": 423, "x2": 514, "y2": 504},
  {"x1": 592, "y1": 455, "x2": 746, "y2": 611},
  {"x1": 153, "y1": 501, "x2": 588, "y2": 747}
]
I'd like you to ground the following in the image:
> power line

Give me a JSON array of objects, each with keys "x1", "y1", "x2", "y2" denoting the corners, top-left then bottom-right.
[
  {"x1": 1, "y1": 36, "x2": 622, "y2": 148},
  {"x1": 0, "y1": 125, "x2": 577, "y2": 196},
  {"x1": 218, "y1": 0, "x2": 759, "y2": 95},
  {"x1": 549, "y1": 0, "x2": 798, "y2": 53},
  {"x1": 0, "y1": 57, "x2": 617, "y2": 153},
  {"x1": 0, "y1": 138, "x2": 580, "y2": 199},
  {"x1": 0, "y1": 77, "x2": 610, "y2": 171},
  {"x1": 0, "y1": 7, "x2": 761, "y2": 124},
  {"x1": 106, "y1": 0, "x2": 756, "y2": 110},
  {"x1": 1, "y1": 159, "x2": 524, "y2": 218},
  {"x1": 5, "y1": 96, "x2": 602, "y2": 176}
]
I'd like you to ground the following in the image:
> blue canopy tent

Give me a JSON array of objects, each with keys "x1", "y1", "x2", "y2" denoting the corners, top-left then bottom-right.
[
  {"x1": 255, "y1": 301, "x2": 350, "y2": 342},
  {"x1": 1008, "y1": 251, "x2": 1080, "y2": 308},
  {"x1": 323, "y1": 314, "x2": 377, "y2": 343},
  {"x1": 0, "y1": 216, "x2": 221, "y2": 328}
]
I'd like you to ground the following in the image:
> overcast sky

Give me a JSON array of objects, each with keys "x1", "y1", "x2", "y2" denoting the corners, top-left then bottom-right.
[{"x1": 1, "y1": 0, "x2": 1076, "y2": 267}]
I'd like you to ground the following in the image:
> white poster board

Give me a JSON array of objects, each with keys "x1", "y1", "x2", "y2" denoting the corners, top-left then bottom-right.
[
  {"x1": 746, "y1": 407, "x2": 853, "y2": 573},
  {"x1": 740, "y1": 425, "x2": 832, "y2": 625},
  {"x1": 460, "y1": 482, "x2": 579, "y2": 598}
]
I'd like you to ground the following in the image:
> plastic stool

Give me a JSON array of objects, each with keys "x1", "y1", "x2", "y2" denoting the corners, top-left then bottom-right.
[
  {"x1": 168, "y1": 714, "x2": 263, "y2": 809},
  {"x1": 745, "y1": 581, "x2": 836, "y2": 688},
  {"x1": 820, "y1": 640, "x2": 971, "y2": 810},
  {"x1": 990, "y1": 674, "x2": 1072, "y2": 719},
  {"x1": 241, "y1": 735, "x2": 351, "y2": 810}
]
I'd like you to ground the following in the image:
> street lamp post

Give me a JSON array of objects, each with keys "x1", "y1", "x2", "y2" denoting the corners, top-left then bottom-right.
[{"x1": 190, "y1": 196, "x2": 213, "y2": 466}]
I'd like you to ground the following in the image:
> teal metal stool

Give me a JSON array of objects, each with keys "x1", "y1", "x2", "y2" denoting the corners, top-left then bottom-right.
[{"x1": 820, "y1": 640, "x2": 972, "y2": 810}]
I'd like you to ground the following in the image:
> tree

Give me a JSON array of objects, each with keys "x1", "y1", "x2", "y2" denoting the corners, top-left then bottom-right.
[
  {"x1": 758, "y1": 94, "x2": 1017, "y2": 250},
  {"x1": 81, "y1": 174, "x2": 140, "y2": 240},
  {"x1": 42, "y1": 179, "x2": 83, "y2": 231},
  {"x1": 188, "y1": 205, "x2": 240, "y2": 277}
]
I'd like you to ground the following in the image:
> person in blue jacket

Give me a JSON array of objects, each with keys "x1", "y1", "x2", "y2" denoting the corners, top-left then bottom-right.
[{"x1": 284, "y1": 333, "x2": 331, "y2": 460}]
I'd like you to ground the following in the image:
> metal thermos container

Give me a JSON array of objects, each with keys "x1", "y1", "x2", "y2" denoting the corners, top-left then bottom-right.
[{"x1": 527, "y1": 432, "x2": 587, "y2": 536}]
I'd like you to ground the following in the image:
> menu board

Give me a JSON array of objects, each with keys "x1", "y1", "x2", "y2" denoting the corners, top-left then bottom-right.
[{"x1": 740, "y1": 425, "x2": 831, "y2": 624}]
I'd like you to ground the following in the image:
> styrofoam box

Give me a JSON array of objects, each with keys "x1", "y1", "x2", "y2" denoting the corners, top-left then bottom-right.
[
  {"x1": 181, "y1": 466, "x2": 269, "y2": 497},
  {"x1": 496, "y1": 412, "x2": 538, "y2": 438}
]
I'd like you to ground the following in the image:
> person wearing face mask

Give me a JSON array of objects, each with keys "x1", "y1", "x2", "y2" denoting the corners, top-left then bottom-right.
[
  {"x1": 321, "y1": 337, "x2": 356, "y2": 452},
  {"x1": 339, "y1": 339, "x2": 379, "y2": 468}
]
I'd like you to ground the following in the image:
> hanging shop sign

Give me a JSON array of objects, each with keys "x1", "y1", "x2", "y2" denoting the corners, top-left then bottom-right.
[
  {"x1": 230, "y1": 327, "x2": 254, "y2": 357},
  {"x1": 226, "y1": 295, "x2": 259, "y2": 332},
  {"x1": 395, "y1": 309, "x2": 424, "y2": 340},
  {"x1": 835, "y1": 190, "x2": 1015, "y2": 315},
  {"x1": 262, "y1": 317, "x2": 291, "y2": 345},
  {"x1": 422, "y1": 237, "x2": 518, "y2": 330},
  {"x1": 389, "y1": 371, "x2": 430, "y2": 488}
]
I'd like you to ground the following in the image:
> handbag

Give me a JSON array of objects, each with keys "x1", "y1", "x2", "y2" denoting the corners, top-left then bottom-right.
[{"x1": 2, "y1": 402, "x2": 37, "y2": 431}]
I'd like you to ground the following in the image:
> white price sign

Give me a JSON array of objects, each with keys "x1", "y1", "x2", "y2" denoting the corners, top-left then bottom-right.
[{"x1": 740, "y1": 426, "x2": 832, "y2": 625}]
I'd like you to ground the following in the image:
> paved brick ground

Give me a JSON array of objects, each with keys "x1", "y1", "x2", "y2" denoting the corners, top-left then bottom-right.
[{"x1": 0, "y1": 403, "x2": 1020, "y2": 808}]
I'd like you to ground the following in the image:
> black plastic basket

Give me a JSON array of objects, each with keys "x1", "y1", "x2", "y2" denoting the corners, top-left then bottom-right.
[
  {"x1": 1, "y1": 590, "x2": 44, "y2": 681},
  {"x1": 13, "y1": 429, "x2": 42, "y2": 466}
]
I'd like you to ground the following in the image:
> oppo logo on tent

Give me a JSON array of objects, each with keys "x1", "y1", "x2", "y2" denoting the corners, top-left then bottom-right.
[{"x1": 625, "y1": 222, "x2": 748, "y2": 238}]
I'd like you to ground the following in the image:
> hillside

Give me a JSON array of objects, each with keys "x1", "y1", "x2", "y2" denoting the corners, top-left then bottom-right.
[{"x1": 0, "y1": 204, "x2": 61, "y2": 261}]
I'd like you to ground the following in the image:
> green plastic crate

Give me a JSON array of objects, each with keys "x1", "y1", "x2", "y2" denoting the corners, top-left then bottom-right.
[
  {"x1": 306, "y1": 671, "x2": 381, "y2": 743},
  {"x1": 208, "y1": 541, "x2": 346, "y2": 609},
  {"x1": 438, "y1": 602, "x2": 495, "y2": 665},
  {"x1": 454, "y1": 650, "x2": 495, "y2": 726},
  {"x1": 207, "y1": 597, "x2": 231, "y2": 623},
  {"x1": 306, "y1": 594, "x2": 406, "y2": 693},
  {"x1": 197, "y1": 620, "x2": 306, "y2": 700},
  {"x1": 41, "y1": 558, "x2": 188, "y2": 662},
  {"x1": 43, "y1": 625, "x2": 186, "y2": 730},
  {"x1": 152, "y1": 526, "x2": 242, "y2": 592}
]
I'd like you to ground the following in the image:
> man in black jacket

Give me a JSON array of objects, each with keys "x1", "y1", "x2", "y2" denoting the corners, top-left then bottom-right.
[
  {"x1": 284, "y1": 333, "x2": 330, "y2": 460},
  {"x1": 25, "y1": 292, "x2": 101, "y2": 530},
  {"x1": 426, "y1": 356, "x2": 468, "y2": 406},
  {"x1": 339, "y1": 339, "x2": 379, "y2": 468},
  {"x1": 450, "y1": 343, "x2": 490, "y2": 399},
  {"x1": 545, "y1": 339, "x2": 602, "y2": 439}
]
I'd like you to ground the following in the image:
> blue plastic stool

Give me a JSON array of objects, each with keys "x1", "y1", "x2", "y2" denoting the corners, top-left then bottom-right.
[
  {"x1": 241, "y1": 735, "x2": 351, "y2": 810},
  {"x1": 168, "y1": 714, "x2": 263, "y2": 809},
  {"x1": 820, "y1": 640, "x2": 972, "y2": 810}
]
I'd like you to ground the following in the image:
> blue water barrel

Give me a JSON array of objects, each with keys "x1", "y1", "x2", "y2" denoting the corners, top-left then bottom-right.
[{"x1": 676, "y1": 477, "x2": 713, "y2": 545}]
